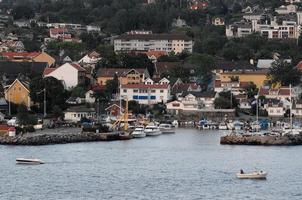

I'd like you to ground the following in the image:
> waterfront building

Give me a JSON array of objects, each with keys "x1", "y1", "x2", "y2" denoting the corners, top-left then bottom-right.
[
  {"x1": 120, "y1": 78, "x2": 170, "y2": 105},
  {"x1": 114, "y1": 33, "x2": 193, "y2": 54},
  {"x1": 64, "y1": 106, "x2": 96, "y2": 123}
]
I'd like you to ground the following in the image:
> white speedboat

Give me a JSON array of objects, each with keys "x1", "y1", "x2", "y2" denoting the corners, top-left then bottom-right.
[
  {"x1": 144, "y1": 125, "x2": 161, "y2": 136},
  {"x1": 16, "y1": 158, "x2": 44, "y2": 165},
  {"x1": 218, "y1": 123, "x2": 228, "y2": 130},
  {"x1": 131, "y1": 126, "x2": 146, "y2": 138},
  {"x1": 236, "y1": 171, "x2": 267, "y2": 179},
  {"x1": 159, "y1": 124, "x2": 175, "y2": 134}
]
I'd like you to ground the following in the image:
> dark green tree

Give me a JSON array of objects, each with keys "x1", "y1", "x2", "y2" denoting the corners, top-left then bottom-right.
[
  {"x1": 214, "y1": 91, "x2": 238, "y2": 109},
  {"x1": 267, "y1": 60, "x2": 302, "y2": 86}
]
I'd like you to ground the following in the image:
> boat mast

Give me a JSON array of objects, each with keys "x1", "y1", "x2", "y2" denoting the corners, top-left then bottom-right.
[
  {"x1": 124, "y1": 97, "x2": 129, "y2": 132},
  {"x1": 256, "y1": 94, "x2": 259, "y2": 132},
  {"x1": 290, "y1": 84, "x2": 292, "y2": 132}
]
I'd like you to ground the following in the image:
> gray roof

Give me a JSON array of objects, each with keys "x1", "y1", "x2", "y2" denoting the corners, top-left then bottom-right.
[
  {"x1": 116, "y1": 33, "x2": 192, "y2": 41},
  {"x1": 65, "y1": 106, "x2": 95, "y2": 113},
  {"x1": 0, "y1": 61, "x2": 48, "y2": 75},
  {"x1": 257, "y1": 59, "x2": 291, "y2": 69}
]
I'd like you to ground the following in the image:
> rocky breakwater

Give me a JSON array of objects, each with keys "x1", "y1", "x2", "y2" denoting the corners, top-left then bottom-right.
[
  {"x1": 0, "y1": 130, "x2": 126, "y2": 145},
  {"x1": 220, "y1": 134, "x2": 302, "y2": 145}
]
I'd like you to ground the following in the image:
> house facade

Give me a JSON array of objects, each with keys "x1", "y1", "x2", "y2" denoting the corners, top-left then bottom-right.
[
  {"x1": 43, "y1": 63, "x2": 86, "y2": 89},
  {"x1": 120, "y1": 80, "x2": 170, "y2": 105},
  {"x1": 4, "y1": 79, "x2": 32, "y2": 109},
  {"x1": 64, "y1": 106, "x2": 96, "y2": 122},
  {"x1": 96, "y1": 68, "x2": 150, "y2": 86},
  {"x1": 1, "y1": 52, "x2": 55, "y2": 66}
]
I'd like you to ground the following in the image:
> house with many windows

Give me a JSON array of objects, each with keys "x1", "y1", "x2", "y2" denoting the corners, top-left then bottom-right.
[
  {"x1": 120, "y1": 78, "x2": 170, "y2": 105},
  {"x1": 114, "y1": 32, "x2": 193, "y2": 54}
]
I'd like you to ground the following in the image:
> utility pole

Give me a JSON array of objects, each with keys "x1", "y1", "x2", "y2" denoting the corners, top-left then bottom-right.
[
  {"x1": 43, "y1": 88, "x2": 47, "y2": 117},
  {"x1": 8, "y1": 90, "x2": 11, "y2": 116}
]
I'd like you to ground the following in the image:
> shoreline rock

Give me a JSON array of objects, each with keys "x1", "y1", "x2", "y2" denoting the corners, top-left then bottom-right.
[
  {"x1": 220, "y1": 134, "x2": 302, "y2": 145},
  {"x1": 0, "y1": 132, "x2": 127, "y2": 146}
]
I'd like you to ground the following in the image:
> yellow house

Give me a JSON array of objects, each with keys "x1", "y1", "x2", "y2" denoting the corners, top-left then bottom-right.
[
  {"x1": 4, "y1": 79, "x2": 32, "y2": 109},
  {"x1": 97, "y1": 68, "x2": 150, "y2": 86},
  {"x1": 1, "y1": 52, "x2": 55, "y2": 67},
  {"x1": 218, "y1": 70, "x2": 269, "y2": 88}
]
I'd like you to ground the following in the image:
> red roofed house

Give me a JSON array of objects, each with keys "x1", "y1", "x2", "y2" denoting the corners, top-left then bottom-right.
[
  {"x1": 145, "y1": 50, "x2": 167, "y2": 63},
  {"x1": 121, "y1": 78, "x2": 170, "y2": 104},
  {"x1": 0, "y1": 51, "x2": 56, "y2": 66},
  {"x1": 49, "y1": 28, "x2": 72, "y2": 41},
  {"x1": 189, "y1": 0, "x2": 209, "y2": 10},
  {"x1": 43, "y1": 63, "x2": 86, "y2": 90}
]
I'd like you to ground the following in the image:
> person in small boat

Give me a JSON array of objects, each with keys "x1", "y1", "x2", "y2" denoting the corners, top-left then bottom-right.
[{"x1": 240, "y1": 169, "x2": 244, "y2": 174}]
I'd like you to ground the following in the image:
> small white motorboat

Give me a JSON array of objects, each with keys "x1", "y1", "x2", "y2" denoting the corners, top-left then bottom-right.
[
  {"x1": 131, "y1": 126, "x2": 146, "y2": 138},
  {"x1": 218, "y1": 123, "x2": 228, "y2": 130},
  {"x1": 159, "y1": 124, "x2": 175, "y2": 134},
  {"x1": 236, "y1": 170, "x2": 267, "y2": 179},
  {"x1": 144, "y1": 125, "x2": 161, "y2": 136},
  {"x1": 16, "y1": 158, "x2": 44, "y2": 165}
]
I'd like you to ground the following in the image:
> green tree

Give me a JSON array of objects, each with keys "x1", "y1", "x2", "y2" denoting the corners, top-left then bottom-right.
[
  {"x1": 17, "y1": 105, "x2": 37, "y2": 126},
  {"x1": 71, "y1": 85, "x2": 86, "y2": 98},
  {"x1": 12, "y1": 5, "x2": 34, "y2": 20},
  {"x1": 188, "y1": 53, "x2": 216, "y2": 84},
  {"x1": 214, "y1": 91, "x2": 238, "y2": 109},
  {"x1": 105, "y1": 74, "x2": 119, "y2": 98},
  {"x1": 30, "y1": 76, "x2": 70, "y2": 113},
  {"x1": 245, "y1": 82, "x2": 259, "y2": 99},
  {"x1": 267, "y1": 60, "x2": 302, "y2": 86}
]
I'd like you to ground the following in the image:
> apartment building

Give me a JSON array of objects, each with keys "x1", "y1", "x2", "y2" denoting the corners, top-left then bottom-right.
[{"x1": 114, "y1": 33, "x2": 193, "y2": 54}]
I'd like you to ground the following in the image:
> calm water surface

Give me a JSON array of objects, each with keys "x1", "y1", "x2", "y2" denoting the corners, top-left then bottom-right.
[{"x1": 0, "y1": 129, "x2": 301, "y2": 200}]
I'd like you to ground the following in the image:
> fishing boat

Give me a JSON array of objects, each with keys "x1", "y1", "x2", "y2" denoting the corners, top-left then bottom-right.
[
  {"x1": 236, "y1": 170, "x2": 267, "y2": 179},
  {"x1": 144, "y1": 125, "x2": 161, "y2": 136},
  {"x1": 131, "y1": 126, "x2": 146, "y2": 138},
  {"x1": 16, "y1": 158, "x2": 44, "y2": 165},
  {"x1": 159, "y1": 123, "x2": 175, "y2": 134}
]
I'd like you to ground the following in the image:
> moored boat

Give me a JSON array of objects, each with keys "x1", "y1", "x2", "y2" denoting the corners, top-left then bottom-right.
[
  {"x1": 144, "y1": 125, "x2": 161, "y2": 136},
  {"x1": 236, "y1": 170, "x2": 267, "y2": 179},
  {"x1": 218, "y1": 123, "x2": 228, "y2": 130},
  {"x1": 16, "y1": 158, "x2": 44, "y2": 165},
  {"x1": 159, "y1": 123, "x2": 175, "y2": 134},
  {"x1": 131, "y1": 126, "x2": 146, "y2": 138}
]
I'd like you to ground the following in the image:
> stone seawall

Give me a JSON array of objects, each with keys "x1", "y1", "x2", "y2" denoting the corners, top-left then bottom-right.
[
  {"x1": 220, "y1": 134, "x2": 302, "y2": 145},
  {"x1": 0, "y1": 132, "x2": 124, "y2": 145}
]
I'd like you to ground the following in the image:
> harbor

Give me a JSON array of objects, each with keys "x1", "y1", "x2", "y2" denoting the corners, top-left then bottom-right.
[{"x1": 1, "y1": 128, "x2": 302, "y2": 200}]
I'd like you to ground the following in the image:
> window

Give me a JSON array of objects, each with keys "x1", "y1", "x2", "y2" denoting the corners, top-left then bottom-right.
[
  {"x1": 133, "y1": 90, "x2": 138, "y2": 93},
  {"x1": 78, "y1": 114, "x2": 80, "y2": 117},
  {"x1": 19, "y1": 87, "x2": 21, "y2": 91},
  {"x1": 123, "y1": 89, "x2": 127, "y2": 93},
  {"x1": 151, "y1": 90, "x2": 156, "y2": 93},
  {"x1": 74, "y1": 114, "x2": 76, "y2": 117},
  {"x1": 160, "y1": 90, "x2": 164, "y2": 93}
]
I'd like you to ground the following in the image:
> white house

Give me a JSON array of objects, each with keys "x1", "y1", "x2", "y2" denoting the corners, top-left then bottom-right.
[
  {"x1": 64, "y1": 106, "x2": 96, "y2": 122},
  {"x1": 292, "y1": 100, "x2": 302, "y2": 117},
  {"x1": 120, "y1": 79, "x2": 170, "y2": 105},
  {"x1": 266, "y1": 102, "x2": 284, "y2": 117},
  {"x1": 43, "y1": 63, "x2": 86, "y2": 90},
  {"x1": 85, "y1": 90, "x2": 95, "y2": 104},
  {"x1": 78, "y1": 51, "x2": 101, "y2": 65}
]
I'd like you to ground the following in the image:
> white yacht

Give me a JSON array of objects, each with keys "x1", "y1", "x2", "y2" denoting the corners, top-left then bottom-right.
[
  {"x1": 131, "y1": 126, "x2": 146, "y2": 138},
  {"x1": 159, "y1": 124, "x2": 175, "y2": 134},
  {"x1": 236, "y1": 170, "x2": 267, "y2": 179},
  {"x1": 218, "y1": 123, "x2": 228, "y2": 130},
  {"x1": 16, "y1": 158, "x2": 44, "y2": 165},
  {"x1": 144, "y1": 125, "x2": 161, "y2": 136}
]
